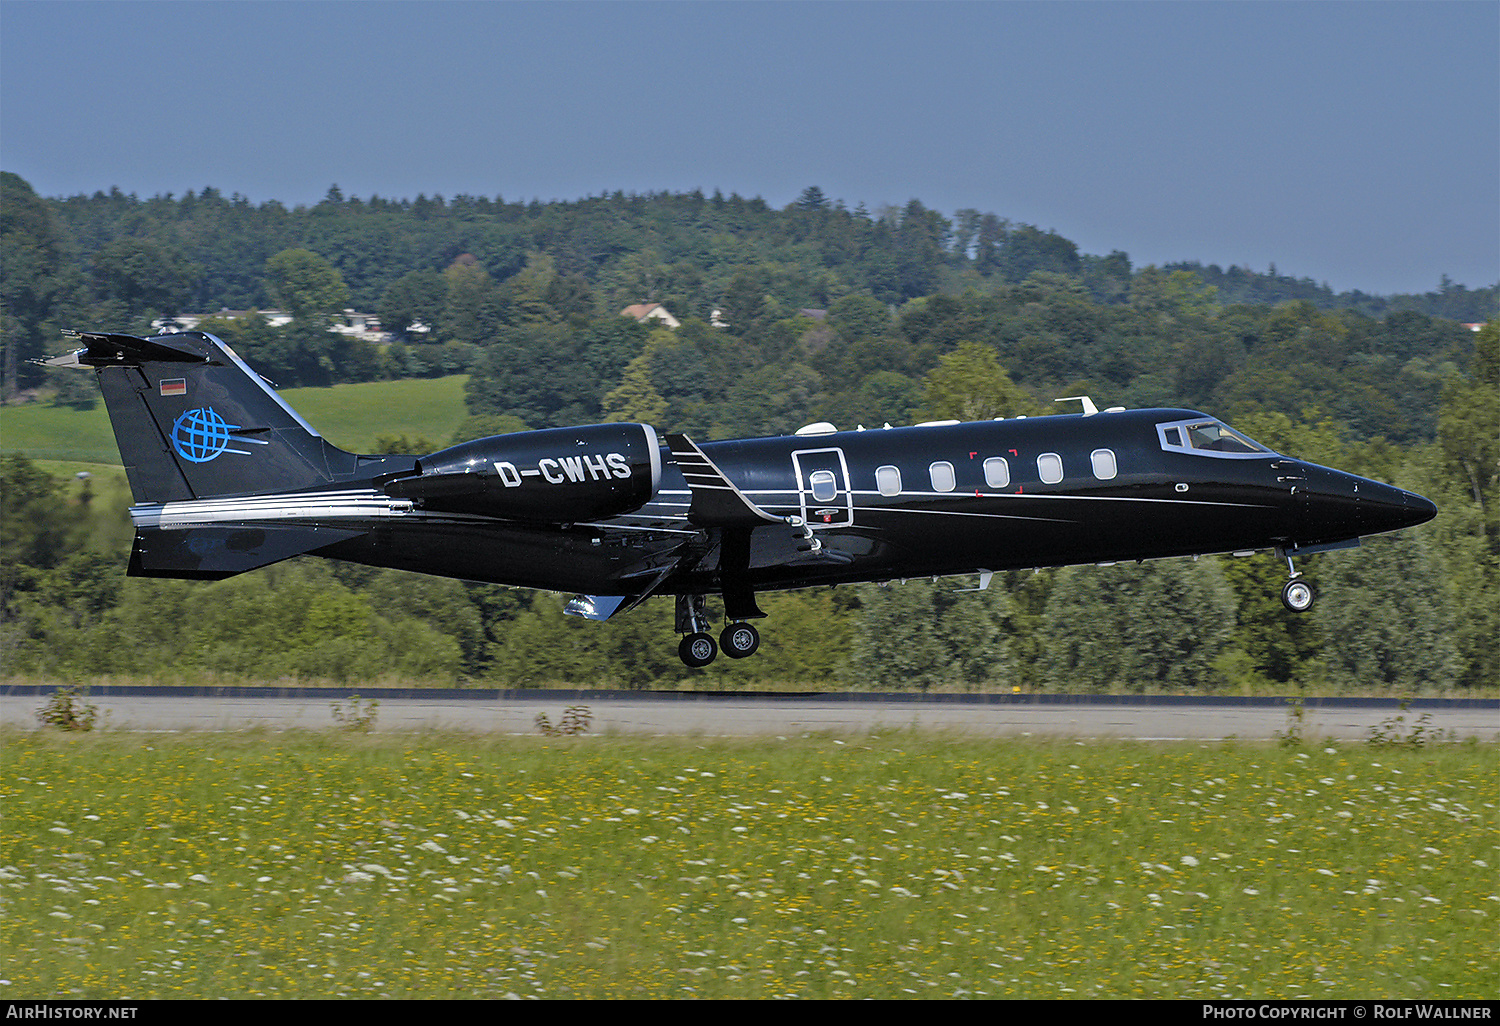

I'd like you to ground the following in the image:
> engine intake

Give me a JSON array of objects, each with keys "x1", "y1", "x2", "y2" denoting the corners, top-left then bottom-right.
[{"x1": 383, "y1": 423, "x2": 662, "y2": 522}]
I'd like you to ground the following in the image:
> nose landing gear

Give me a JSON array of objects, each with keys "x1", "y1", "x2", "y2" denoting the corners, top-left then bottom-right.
[
  {"x1": 1277, "y1": 549, "x2": 1317, "y2": 613},
  {"x1": 1281, "y1": 576, "x2": 1316, "y2": 613}
]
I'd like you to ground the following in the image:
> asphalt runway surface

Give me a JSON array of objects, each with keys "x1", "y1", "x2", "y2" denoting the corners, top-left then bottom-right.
[{"x1": 5, "y1": 687, "x2": 1496, "y2": 741}]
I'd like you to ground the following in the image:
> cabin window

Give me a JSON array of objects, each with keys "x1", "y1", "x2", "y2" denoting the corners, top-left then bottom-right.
[
  {"x1": 875, "y1": 465, "x2": 902, "y2": 497},
  {"x1": 983, "y1": 456, "x2": 1010, "y2": 489},
  {"x1": 1037, "y1": 453, "x2": 1064, "y2": 484},
  {"x1": 929, "y1": 461, "x2": 956, "y2": 492},
  {"x1": 809, "y1": 470, "x2": 838, "y2": 502},
  {"x1": 1091, "y1": 448, "x2": 1118, "y2": 480}
]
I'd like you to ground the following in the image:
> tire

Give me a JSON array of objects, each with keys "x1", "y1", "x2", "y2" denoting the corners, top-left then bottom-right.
[
  {"x1": 1281, "y1": 578, "x2": 1316, "y2": 613},
  {"x1": 720, "y1": 622, "x2": 760, "y2": 659},
  {"x1": 679, "y1": 632, "x2": 718, "y2": 667}
]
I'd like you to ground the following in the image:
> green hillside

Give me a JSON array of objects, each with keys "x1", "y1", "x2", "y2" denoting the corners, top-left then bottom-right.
[{"x1": 0, "y1": 375, "x2": 470, "y2": 465}]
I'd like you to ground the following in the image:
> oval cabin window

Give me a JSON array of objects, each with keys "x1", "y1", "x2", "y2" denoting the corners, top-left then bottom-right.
[
  {"x1": 875, "y1": 465, "x2": 902, "y2": 497},
  {"x1": 983, "y1": 456, "x2": 1010, "y2": 489},
  {"x1": 929, "y1": 461, "x2": 956, "y2": 492},
  {"x1": 1037, "y1": 453, "x2": 1064, "y2": 485},
  {"x1": 1091, "y1": 448, "x2": 1118, "y2": 480},
  {"x1": 809, "y1": 470, "x2": 838, "y2": 502}
]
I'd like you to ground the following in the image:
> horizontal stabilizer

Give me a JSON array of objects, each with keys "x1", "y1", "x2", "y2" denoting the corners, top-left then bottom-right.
[
  {"x1": 129, "y1": 525, "x2": 364, "y2": 580},
  {"x1": 45, "y1": 331, "x2": 210, "y2": 367},
  {"x1": 665, "y1": 433, "x2": 785, "y2": 527}
]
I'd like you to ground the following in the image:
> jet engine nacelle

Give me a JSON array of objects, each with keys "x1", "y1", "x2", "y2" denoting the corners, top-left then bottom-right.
[{"x1": 383, "y1": 423, "x2": 663, "y2": 522}]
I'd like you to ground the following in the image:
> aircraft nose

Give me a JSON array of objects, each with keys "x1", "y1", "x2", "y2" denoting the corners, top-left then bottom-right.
[
  {"x1": 1297, "y1": 465, "x2": 1437, "y2": 540},
  {"x1": 1357, "y1": 479, "x2": 1437, "y2": 535}
]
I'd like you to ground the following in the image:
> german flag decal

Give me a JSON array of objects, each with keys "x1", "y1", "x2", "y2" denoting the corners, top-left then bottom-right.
[{"x1": 160, "y1": 378, "x2": 187, "y2": 396}]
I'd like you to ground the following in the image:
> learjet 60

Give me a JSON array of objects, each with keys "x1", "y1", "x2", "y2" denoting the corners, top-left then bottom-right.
[{"x1": 46, "y1": 330, "x2": 1437, "y2": 667}]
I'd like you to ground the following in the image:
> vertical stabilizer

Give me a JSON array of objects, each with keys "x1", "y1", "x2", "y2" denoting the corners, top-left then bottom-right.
[{"x1": 46, "y1": 331, "x2": 361, "y2": 503}]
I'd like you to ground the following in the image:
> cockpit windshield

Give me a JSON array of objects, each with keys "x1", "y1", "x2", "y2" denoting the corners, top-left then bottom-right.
[{"x1": 1157, "y1": 418, "x2": 1273, "y2": 457}]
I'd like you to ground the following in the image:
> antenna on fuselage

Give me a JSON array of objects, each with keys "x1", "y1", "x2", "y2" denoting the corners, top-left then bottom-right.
[{"x1": 1054, "y1": 395, "x2": 1099, "y2": 416}]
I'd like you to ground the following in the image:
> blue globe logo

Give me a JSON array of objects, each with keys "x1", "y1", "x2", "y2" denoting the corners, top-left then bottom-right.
[{"x1": 171, "y1": 407, "x2": 234, "y2": 463}]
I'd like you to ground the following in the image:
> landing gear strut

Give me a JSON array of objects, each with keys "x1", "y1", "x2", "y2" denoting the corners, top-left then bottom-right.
[
  {"x1": 1277, "y1": 549, "x2": 1316, "y2": 613},
  {"x1": 675, "y1": 594, "x2": 763, "y2": 666},
  {"x1": 675, "y1": 594, "x2": 716, "y2": 666}
]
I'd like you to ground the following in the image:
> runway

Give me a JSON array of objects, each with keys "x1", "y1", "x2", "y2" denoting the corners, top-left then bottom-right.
[{"x1": 4, "y1": 686, "x2": 1496, "y2": 741}]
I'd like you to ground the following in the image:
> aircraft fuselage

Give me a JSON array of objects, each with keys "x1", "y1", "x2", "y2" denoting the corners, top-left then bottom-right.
[{"x1": 310, "y1": 408, "x2": 1433, "y2": 601}]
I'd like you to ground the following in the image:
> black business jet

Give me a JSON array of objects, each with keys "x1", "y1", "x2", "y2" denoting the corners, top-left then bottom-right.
[{"x1": 45, "y1": 330, "x2": 1438, "y2": 667}]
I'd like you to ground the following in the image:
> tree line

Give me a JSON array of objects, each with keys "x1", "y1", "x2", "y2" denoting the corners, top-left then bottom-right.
[{"x1": 4, "y1": 172, "x2": 1495, "y2": 396}]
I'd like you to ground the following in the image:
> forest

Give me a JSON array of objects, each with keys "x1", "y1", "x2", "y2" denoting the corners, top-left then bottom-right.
[{"x1": 2, "y1": 171, "x2": 1495, "y2": 692}]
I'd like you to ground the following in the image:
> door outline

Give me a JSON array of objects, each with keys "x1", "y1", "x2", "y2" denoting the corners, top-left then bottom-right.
[{"x1": 791, "y1": 447, "x2": 854, "y2": 529}]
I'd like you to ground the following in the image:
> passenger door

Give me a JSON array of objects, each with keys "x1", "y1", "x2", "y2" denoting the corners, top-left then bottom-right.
[{"x1": 791, "y1": 447, "x2": 854, "y2": 529}]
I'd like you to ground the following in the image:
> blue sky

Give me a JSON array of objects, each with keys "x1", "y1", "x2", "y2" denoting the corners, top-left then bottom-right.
[{"x1": 2, "y1": 0, "x2": 1495, "y2": 296}]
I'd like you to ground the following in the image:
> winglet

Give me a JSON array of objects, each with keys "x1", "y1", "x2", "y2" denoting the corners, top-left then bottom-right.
[{"x1": 665, "y1": 433, "x2": 785, "y2": 527}]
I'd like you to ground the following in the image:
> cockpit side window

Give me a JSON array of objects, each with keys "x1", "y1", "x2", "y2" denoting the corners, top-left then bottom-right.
[
  {"x1": 1187, "y1": 422, "x2": 1261, "y2": 453},
  {"x1": 1157, "y1": 418, "x2": 1273, "y2": 458}
]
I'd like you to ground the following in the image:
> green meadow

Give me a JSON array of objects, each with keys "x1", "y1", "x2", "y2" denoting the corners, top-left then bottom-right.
[
  {"x1": 0, "y1": 375, "x2": 471, "y2": 464},
  {"x1": 3, "y1": 730, "x2": 1494, "y2": 999}
]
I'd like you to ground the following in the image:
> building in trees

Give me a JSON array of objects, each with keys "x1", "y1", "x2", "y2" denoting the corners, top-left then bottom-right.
[{"x1": 620, "y1": 303, "x2": 680, "y2": 329}]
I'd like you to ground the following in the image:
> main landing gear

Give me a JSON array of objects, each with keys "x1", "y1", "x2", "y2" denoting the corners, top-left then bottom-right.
[
  {"x1": 1277, "y1": 549, "x2": 1317, "y2": 613},
  {"x1": 676, "y1": 594, "x2": 762, "y2": 667}
]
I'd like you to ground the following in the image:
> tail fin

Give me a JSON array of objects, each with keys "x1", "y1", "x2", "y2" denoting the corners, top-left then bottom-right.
[{"x1": 48, "y1": 331, "x2": 361, "y2": 503}]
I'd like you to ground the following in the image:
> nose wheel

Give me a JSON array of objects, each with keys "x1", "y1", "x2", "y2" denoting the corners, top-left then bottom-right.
[
  {"x1": 1281, "y1": 577, "x2": 1316, "y2": 612},
  {"x1": 1277, "y1": 549, "x2": 1317, "y2": 612}
]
